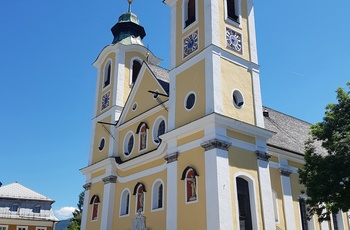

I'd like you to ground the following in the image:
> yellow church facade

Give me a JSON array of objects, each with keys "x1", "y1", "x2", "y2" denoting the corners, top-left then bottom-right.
[{"x1": 80, "y1": 0, "x2": 350, "y2": 229}]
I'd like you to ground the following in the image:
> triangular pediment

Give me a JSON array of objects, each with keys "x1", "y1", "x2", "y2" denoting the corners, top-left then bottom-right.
[{"x1": 118, "y1": 62, "x2": 169, "y2": 125}]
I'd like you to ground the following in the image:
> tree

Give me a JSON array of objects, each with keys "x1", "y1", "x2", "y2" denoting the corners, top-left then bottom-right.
[
  {"x1": 299, "y1": 82, "x2": 350, "y2": 222},
  {"x1": 67, "y1": 191, "x2": 84, "y2": 230}
]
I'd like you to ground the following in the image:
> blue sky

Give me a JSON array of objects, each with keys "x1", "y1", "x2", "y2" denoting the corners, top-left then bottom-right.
[{"x1": 0, "y1": 0, "x2": 349, "y2": 220}]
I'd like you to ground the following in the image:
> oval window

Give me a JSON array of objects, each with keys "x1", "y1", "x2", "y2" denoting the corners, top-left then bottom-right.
[
  {"x1": 185, "y1": 92, "x2": 196, "y2": 110},
  {"x1": 233, "y1": 90, "x2": 244, "y2": 109},
  {"x1": 98, "y1": 138, "x2": 105, "y2": 151}
]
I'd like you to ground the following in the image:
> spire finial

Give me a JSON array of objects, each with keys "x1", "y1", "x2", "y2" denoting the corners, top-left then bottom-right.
[{"x1": 128, "y1": 0, "x2": 133, "y2": 12}]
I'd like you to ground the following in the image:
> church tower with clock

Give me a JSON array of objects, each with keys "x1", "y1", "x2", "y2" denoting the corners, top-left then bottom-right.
[{"x1": 80, "y1": 0, "x2": 350, "y2": 230}]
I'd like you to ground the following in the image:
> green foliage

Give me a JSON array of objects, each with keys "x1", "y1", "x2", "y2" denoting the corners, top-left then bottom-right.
[
  {"x1": 299, "y1": 82, "x2": 350, "y2": 222},
  {"x1": 67, "y1": 191, "x2": 84, "y2": 230}
]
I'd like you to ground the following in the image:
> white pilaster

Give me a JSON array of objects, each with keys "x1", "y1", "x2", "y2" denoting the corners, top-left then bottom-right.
[
  {"x1": 279, "y1": 158, "x2": 296, "y2": 230},
  {"x1": 100, "y1": 176, "x2": 117, "y2": 230},
  {"x1": 164, "y1": 0, "x2": 177, "y2": 69},
  {"x1": 251, "y1": 70, "x2": 264, "y2": 128},
  {"x1": 114, "y1": 51, "x2": 126, "y2": 111},
  {"x1": 165, "y1": 152, "x2": 178, "y2": 230},
  {"x1": 204, "y1": 0, "x2": 219, "y2": 47},
  {"x1": 81, "y1": 183, "x2": 91, "y2": 230},
  {"x1": 203, "y1": 142, "x2": 233, "y2": 230}
]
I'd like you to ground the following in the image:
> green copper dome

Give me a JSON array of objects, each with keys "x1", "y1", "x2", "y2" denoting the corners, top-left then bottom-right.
[{"x1": 118, "y1": 12, "x2": 140, "y2": 25}]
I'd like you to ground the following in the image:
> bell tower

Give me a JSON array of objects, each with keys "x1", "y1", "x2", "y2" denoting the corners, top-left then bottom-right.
[
  {"x1": 86, "y1": 0, "x2": 162, "y2": 166},
  {"x1": 164, "y1": 0, "x2": 264, "y2": 130}
]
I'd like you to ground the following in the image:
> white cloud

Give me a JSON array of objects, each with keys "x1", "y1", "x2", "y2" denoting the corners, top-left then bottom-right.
[{"x1": 54, "y1": 206, "x2": 76, "y2": 220}]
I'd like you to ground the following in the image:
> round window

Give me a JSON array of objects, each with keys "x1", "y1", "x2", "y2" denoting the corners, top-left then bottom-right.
[
  {"x1": 124, "y1": 132, "x2": 134, "y2": 156},
  {"x1": 185, "y1": 92, "x2": 196, "y2": 110},
  {"x1": 132, "y1": 102, "x2": 138, "y2": 111},
  {"x1": 98, "y1": 138, "x2": 105, "y2": 151},
  {"x1": 232, "y1": 90, "x2": 244, "y2": 109}
]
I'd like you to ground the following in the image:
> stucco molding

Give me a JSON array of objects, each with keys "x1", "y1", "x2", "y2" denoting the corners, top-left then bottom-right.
[
  {"x1": 279, "y1": 167, "x2": 293, "y2": 177},
  {"x1": 201, "y1": 139, "x2": 231, "y2": 151},
  {"x1": 164, "y1": 152, "x2": 179, "y2": 164},
  {"x1": 255, "y1": 150, "x2": 271, "y2": 161},
  {"x1": 102, "y1": 175, "x2": 118, "y2": 184},
  {"x1": 83, "y1": 183, "x2": 92, "y2": 191}
]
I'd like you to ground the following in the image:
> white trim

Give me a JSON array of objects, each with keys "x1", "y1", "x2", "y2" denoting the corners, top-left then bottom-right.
[
  {"x1": 233, "y1": 173, "x2": 260, "y2": 230},
  {"x1": 251, "y1": 70, "x2": 264, "y2": 127},
  {"x1": 182, "y1": 0, "x2": 198, "y2": 33},
  {"x1": 167, "y1": 2, "x2": 177, "y2": 69},
  {"x1": 114, "y1": 51, "x2": 126, "y2": 110},
  {"x1": 166, "y1": 160, "x2": 177, "y2": 230},
  {"x1": 117, "y1": 163, "x2": 167, "y2": 183},
  {"x1": 151, "y1": 179, "x2": 165, "y2": 212},
  {"x1": 135, "y1": 185, "x2": 146, "y2": 214},
  {"x1": 205, "y1": 148, "x2": 233, "y2": 230},
  {"x1": 98, "y1": 137, "x2": 106, "y2": 152},
  {"x1": 138, "y1": 123, "x2": 149, "y2": 153},
  {"x1": 100, "y1": 182, "x2": 116, "y2": 230},
  {"x1": 119, "y1": 188, "x2": 131, "y2": 217},
  {"x1": 168, "y1": 70, "x2": 176, "y2": 131},
  {"x1": 224, "y1": 0, "x2": 242, "y2": 28},
  {"x1": 123, "y1": 130, "x2": 135, "y2": 157},
  {"x1": 204, "y1": 0, "x2": 219, "y2": 47},
  {"x1": 129, "y1": 56, "x2": 143, "y2": 86},
  {"x1": 16, "y1": 227, "x2": 28, "y2": 230},
  {"x1": 81, "y1": 189, "x2": 90, "y2": 230},
  {"x1": 152, "y1": 116, "x2": 167, "y2": 145},
  {"x1": 184, "y1": 91, "x2": 197, "y2": 111},
  {"x1": 272, "y1": 190, "x2": 280, "y2": 224},
  {"x1": 246, "y1": 0, "x2": 258, "y2": 64},
  {"x1": 0, "y1": 225, "x2": 8, "y2": 230},
  {"x1": 281, "y1": 171, "x2": 296, "y2": 230},
  {"x1": 232, "y1": 88, "x2": 245, "y2": 109}
]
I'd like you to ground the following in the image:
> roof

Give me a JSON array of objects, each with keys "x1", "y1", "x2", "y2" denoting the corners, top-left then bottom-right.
[
  {"x1": 0, "y1": 182, "x2": 54, "y2": 202},
  {"x1": 148, "y1": 64, "x2": 169, "y2": 94},
  {"x1": 263, "y1": 106, "x2": 327, "y2": 155}
]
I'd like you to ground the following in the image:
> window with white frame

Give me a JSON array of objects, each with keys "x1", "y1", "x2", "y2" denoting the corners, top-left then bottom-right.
[
  {"x1": 183, "y1": 0, "x2": 197, "y2": 29},
  {"x1": 236, "y1": 177, "x2": 252, "y2": 230},
  {"x1": 0, "y1": 225, "x2": 8, "y2": 230},
  {"x1": 103, "y1": 61, "x2": 111, "y2": 88},
  {"x1": 17, "y1": 227, "x2": 27, "y2": 230},
  {"x1": 34, "y1": 204, "x2": 41, "y2": 213},
  {"x1": 299, "y1": 199, "x2": 309, "y2": 230},
  {"x1": 225, "y1": 0, "x2": 241, "y2": 25},
  {"x1": 152, "y1": 117, "x2": 166, "y2": 144},
  {"x1": 120, "y1": 189, "x2": 130, "y2": 216},
  {"x1": 90, "y1": 195, "x2": 100, "y2": 221},
  {"x1": 332, "y1": 213, "x2": 339, "y2": 230},
  {"x1": 152, "y1": 180, "x2": 164, "y2": 210},
  {"x1": 131, "y1": 59, "x2": 142, "y2": 85},
  {"x1": 10, "y1": 203, "x2": 19, "y2": 212},
  {"x1": 36, "y1": 228, "x2": 47, "y2": 230},
  {"x1": 272, "y1": 190, "x2": 279, "y2": 223}
]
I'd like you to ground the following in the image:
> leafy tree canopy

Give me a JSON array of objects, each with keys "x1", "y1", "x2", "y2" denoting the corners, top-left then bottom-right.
[
  {"x1": 299, "y1": 82, "x2": 350, "y2": 222},
  {"x1": 67, "y1": 191, "x2": 84, "y2": 230}
]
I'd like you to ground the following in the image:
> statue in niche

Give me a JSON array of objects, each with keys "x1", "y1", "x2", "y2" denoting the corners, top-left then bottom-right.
[
  {"x1": 186, "y1": 170, "x2": 197, "y2": 202},
  {"x1": 132, "y1": 211, "x2": 147, "y2": 230}
]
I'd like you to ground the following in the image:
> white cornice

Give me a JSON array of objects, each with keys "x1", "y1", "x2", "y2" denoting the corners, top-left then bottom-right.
[
  {"x1": 93, "y1": 44, "x2": 162, "y2": 68},
  {"x1": 268, "y1": 146, "x2": 305, "y2": 165}
]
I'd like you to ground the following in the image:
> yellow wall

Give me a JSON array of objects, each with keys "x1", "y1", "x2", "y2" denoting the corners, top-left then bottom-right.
[
  {"x1": 96, "y1": 53, "x2": 116, "y2": 117},
  {"x1": 91, "y1": 169, "x2": 106, "y2": 179},
  {"x1": 177, "y1": 147, "x2": 207, "y2": 230},
  {"x1": 124, "y1": 51, "x2": 147, "y2": 103},
  {"x1": 92, "y1": 115, "x2": 112, "y2": 164},
  {"x1": 228, "y1": 146, "x2": 263, "y2": 230},
  {"x1": 118, "y1": 110, "x2": 168, "y2": 161},
  {"x1": 175, "y1": 59, "x2": 206, "y2": 128},
  {"x1": 270, "y1": 167, "x2": 286, "y2": 229},
  {"x1": 177, "y1": 130, "x2": 204, "y2": 146},
  {"x1": 86, "y1": 181, "x2": 104, "y2": 230},
  {"x1": 113, "y1": 171, "x2": 167, "y2": 230},
  {"x1": 221, "y1": 59, "x2": 255, "y2": 125},
  {"x1": 226, "y1": 129, "x2": 255, "y2": 144}
]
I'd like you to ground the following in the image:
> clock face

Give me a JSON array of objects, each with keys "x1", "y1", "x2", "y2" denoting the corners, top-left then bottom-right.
[
  {"x1": 226, "y1": 27, "x2": 242, "y2": 54},
  {"x1": 183, "y1": 29, "x2": 199, "y2": 58},
  {"x1": 101, "y1": 91, "x2": 110, "y2": 111}
]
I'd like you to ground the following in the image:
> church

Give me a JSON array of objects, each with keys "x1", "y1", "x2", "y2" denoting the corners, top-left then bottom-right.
[{"x1": 80, "y1": 0, "x2": 350, "y2": 229}]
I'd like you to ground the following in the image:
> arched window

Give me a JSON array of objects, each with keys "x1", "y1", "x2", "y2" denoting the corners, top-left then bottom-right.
[
  {"x1": 299, "y1": 198, "x2": 308, "y2": 230},
  {"x1": 136, "y1": 122, "x2": 149, "y2": 152},
  {"x1": 89, "y1": 195, "x2": 100, "y2": 221},
  {"x1": 185, "y1": 0, "x2": 196, "y2": 28},
  {"x1": 120, "y1": 189, "x2": 130, "y2": 216},
  {"x1": 103, "y1": 62, "x2": 111, "y2": 88},
  {"x1": 132, "y1": 60, "x2": 142, "y2": 85},
  {"x1": 133, "y1": 183, "x2": 146, "y2": 213},
  {"x1": 236, "y1": 177, "x2": 252, "y2": 230},
  {"x1": 181, "y1": 166, "x2": 199, "y2": 203},
  {"x1": 226, "y1": 0, "x2": 241, "y2": 25},
  {"x1": 152, "y1": 117, "x2": 166, "y2": 144},
  {"x1": 152, "y1": 180, "x2": 164, "y2": 210}
]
